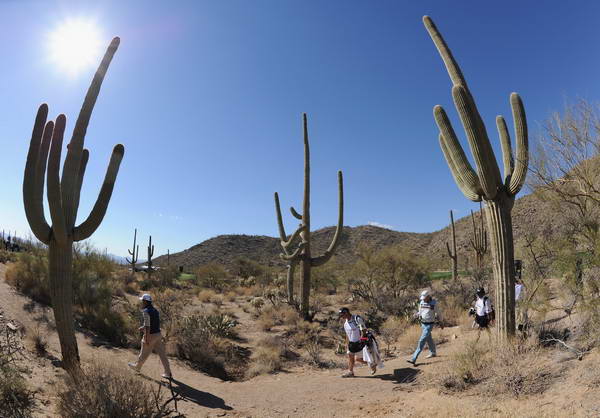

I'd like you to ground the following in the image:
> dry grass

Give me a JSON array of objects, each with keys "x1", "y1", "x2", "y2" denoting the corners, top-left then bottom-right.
[
  {"x1": 379, "y1": 316, "x2": 410, "y2": 356},
  {"x1": 396, "y1": 323, "x2": 423, "y2": 354},
  {"x1": 25, "y1": 325, "x2": 48, "y2": 357},
  {"x1": 56, "y1": 362, "x2": 176, "y2": 417},
  {"x1": 246, "y1": 336, "x2": 284, "y2": 378},
  {"x1": 437, "y1": 337, "x2": 561, "y2": 398},
  {"x1": 198, "y1": 289, "x2": 217, "y2": 303}
]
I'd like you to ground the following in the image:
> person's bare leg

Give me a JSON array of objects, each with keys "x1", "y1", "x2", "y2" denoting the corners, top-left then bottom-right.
[{"x1": 348, "y1": 353, "x2": 355, "y2": 373}]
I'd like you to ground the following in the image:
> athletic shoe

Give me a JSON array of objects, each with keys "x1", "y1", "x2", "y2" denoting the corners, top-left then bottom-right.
[
  {"x1": 341, "y1": 371, "x2": 355, "y2": 378},
  {"x1": 406, "y1": 359, "x2": 416, "y2": 366},
  {"x1": 127, "y1": 362, "x2": 140, "y2": 373},
  {"x1": 161, "y1": 373, "x2": 173, "y2": 379},
  {"x1": 370, "y1": 365, "x2": 377, "y2": 375},
  {"x1": 425, "y1": 353, "x2": 437, "y2": 359}
]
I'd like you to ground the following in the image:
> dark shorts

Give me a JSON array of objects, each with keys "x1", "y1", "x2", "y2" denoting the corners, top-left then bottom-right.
[
  {"x1": 475, "y1": 314, "x2": 489, "y2": 328},
  {"x1": 348, "y1": 341, "x2": 365, "y2": 354}
]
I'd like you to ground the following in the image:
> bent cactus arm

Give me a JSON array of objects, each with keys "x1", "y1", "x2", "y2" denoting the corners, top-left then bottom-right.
[{"x1": 311, "y1": 170, "x2": 344, "y2": 267}]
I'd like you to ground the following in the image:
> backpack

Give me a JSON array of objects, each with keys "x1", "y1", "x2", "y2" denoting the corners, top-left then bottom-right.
[{"x1": 484, "y1": 296, "x2": 495, "y2": 322}]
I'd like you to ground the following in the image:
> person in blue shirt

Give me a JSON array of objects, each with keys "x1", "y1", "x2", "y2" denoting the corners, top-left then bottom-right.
[{"x1": 128, "y1": 294, "x2": 172, "y2": 379}]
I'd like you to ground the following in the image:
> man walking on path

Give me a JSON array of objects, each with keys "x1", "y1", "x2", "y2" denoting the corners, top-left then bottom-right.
[
  {"x1": 339, "y1": 307, "x2": 376, "y2": 377},
  {"x1": 407, "y1": 290, "x2": 442, "y2": 366},
  {"x1": 128, "y1": 294, "x2": 172, "y2": 379},
  {"x1": 474, "y1": 287, "x2": 494, "y2": 342}
]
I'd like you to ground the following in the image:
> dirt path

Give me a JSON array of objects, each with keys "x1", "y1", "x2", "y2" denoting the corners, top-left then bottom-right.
[{"x1": 1, "y1": 264, "x2": 598, "y2": 417}]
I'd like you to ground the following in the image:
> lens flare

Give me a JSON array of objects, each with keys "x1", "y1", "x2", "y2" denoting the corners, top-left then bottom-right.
[{"x1": 48, "y1": 18, "x2": 104, "y2": 76}]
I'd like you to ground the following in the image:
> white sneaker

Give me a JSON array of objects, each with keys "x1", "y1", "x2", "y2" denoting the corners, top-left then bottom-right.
[
  {"x1": 161, "y1": 373, "x2": 173, "y2": 379},
  {"x1": 127, "y1": 362, "x2": 140, "y2": 373},
  {"x1": 425, "y1": 353, "x2": 437, "y2": 359}
]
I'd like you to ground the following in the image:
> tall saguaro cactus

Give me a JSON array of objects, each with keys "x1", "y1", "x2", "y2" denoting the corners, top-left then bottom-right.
[
  {"x1": 470, "y1": 203, "x2": 488, "y2": 270},
  {"x1": 446, "y1": 210, "x2": 458, "y2": 280},
  {"x1": 274, "y1": 114, "x2": 344, "y2": 319},
  {"x1": 23, "y1": 37, "x2": 124, "y2": 375},
  {"x1": 424, "y1": 16, "x2": 528, "y2": 341},
  {"x1": 126, "y1": 228, "x2": 139, "y2": 274},
  {"x1": 146, "y1": 235, "x2": 155, "y2": 281}
]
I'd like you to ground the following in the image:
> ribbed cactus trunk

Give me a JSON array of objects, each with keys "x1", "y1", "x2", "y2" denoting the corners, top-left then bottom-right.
[
  {"x1": 485, "y1": 194, "x2": 516, "y2": 340},
  {"x1": 48, "y1": 240, "x2": 79, "y2": 372},
  {"x1": 446, "y1": 210, "x2": 458, "y2": 280},
  {"x1": 274, "y1": 114, "x2": 344, "y2": 320},
  {"x1": 300, "y1": 117, "x2": 312, "y2": 317}
]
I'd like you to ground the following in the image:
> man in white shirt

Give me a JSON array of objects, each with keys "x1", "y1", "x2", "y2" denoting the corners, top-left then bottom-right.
[
  {"x1": 407, "y1": 290, "x2": 442, "y2": 366},
  {"x1": 339, "y1": 307, "x2": 374, "y2": 377},
  {"x1": 474, "y1": 288, "x2": 493, "y2": 342}
]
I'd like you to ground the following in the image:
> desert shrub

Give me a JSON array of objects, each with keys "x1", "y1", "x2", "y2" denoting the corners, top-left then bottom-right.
[
  {"x1": 5, "y1": 252, "x2": 50, "y2": 305},
  {"x1": 348, "y1": 244, "x2": 430, "y2": 316},
  {"x1": 198, "y1": 289, "x2": 217, "y2": 303},
  {"x1": 224, "y1": 291, "x2": 237, "y2": 302},
  {"x1": 0, "y1": 329, "x2": 35, "y2": 418},
  {"x1": 250, "y1": 296, "x2": 265, "y2": 313},
  {"x1": 56, "y1": 362, "x2": 176, "y2": 418},
  {"x1": 483, "y1": 342, "x2": 557, "y2": 398},
  {"x1": 176, "y1": 314, "x2": 247, "y2": 380},
  {"x1": 231, "y1": 256, "x2": 264, "y2": 279},
  {"x1": 246, "y1": 336, "x2": 284, "y2": 378},
  {"x1": 25, "y1": 325, "x2": 48, "y2": 357},
  {"x1": 286, "y1": 319, "x2": 321, "y2": 348},
  {"x1": 257, "y1": 309, "x2": 277, "y2": 332},
  {"x1": 0, "y1": 249, "x2": 17, "y2": 264},
  {"x1": 304, "y1": 335, "x2": 323, "y2": 367},
  {"x1": 439, "y1": 295, "x2": 466, "y2": 327},
  {"x1": 195, "y1": 263, "x2": 231, "y2": 290},
  {"x1": 438, "y1": 341, "x2": 488, "y2": 393},
  {"x1": 155, "y1": 266, "x2": 178, "y2": 289},
  {"x1": 153, "y1": 289, "x2": 190, "y2": 343},
  {"x1": 379, "y1": 316, "x2": 409, "y2": 356},
  {"x1": 0, "y1": 365, "x2": 35, "y2": 418}
]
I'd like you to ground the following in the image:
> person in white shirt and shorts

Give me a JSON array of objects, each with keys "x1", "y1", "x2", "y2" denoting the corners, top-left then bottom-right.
[{"x1": 339, "y1": 307, "x2": 375, "y2": 377}]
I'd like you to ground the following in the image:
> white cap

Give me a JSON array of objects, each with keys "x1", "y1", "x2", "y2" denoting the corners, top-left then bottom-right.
[
  {"x1": 420, "y1": 290, "x2": 430, "y2": 299},
  {"x1": 139, "y1": 293, "x2": 152, "y2": 302}
]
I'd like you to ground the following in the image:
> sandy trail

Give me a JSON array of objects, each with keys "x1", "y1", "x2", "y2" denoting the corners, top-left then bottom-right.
[{"x1": 1, "y1": 264, "x2": 598, "y2": 417}]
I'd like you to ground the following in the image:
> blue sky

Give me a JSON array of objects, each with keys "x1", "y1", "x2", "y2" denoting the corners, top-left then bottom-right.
[{"x1": 1, "y1": 1, "x2": 600, "y2": 257}]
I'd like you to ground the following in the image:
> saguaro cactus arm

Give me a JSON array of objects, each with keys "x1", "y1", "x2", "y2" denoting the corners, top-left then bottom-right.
[
  {"x1": 23, "y1": 106, "x2": 52, "y2": 244},
  {"x1": 73, "y1": 144, "x2": 125, "y2": 241},
  {"x1": 311, "y1": 170, "x2": 344, "y2": 267},
  {"x1": 274, "y1": 193, "x2": 305, "y2": 254},
  {"x1": 508, "y1": 94, "x2": 528, "y2": 195},
  {"x1": 425, "y1": 15, "x2": 528, "y2": 201},
  {"x1": 46, "y1": 115, "x2": 68, "y2": 244},
  {"x1": 60, "y1": 37, "x2": 120, "y2": 228}
]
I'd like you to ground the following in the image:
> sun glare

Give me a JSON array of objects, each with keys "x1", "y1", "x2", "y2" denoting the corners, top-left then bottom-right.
[{"x1": 48, "y1": 19, "x2": 104, "y2": 76}]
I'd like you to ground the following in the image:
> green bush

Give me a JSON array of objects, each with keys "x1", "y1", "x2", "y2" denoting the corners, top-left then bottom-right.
[{"x1": 176, "y1": 313, "x2": 247, "y2": 380}]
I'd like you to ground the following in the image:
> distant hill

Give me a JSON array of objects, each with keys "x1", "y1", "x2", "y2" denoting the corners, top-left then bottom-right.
[{"x1": 153, "y1": 191, "x2": 561, "y2": 272}]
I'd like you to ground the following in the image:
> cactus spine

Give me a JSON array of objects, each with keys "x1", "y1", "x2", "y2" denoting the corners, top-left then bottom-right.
[
  {"x1": 470, "y1": 202, "x2": 488, "y2": 270},
  {"x1": 147, "y1": 235, "x2": 155, "y2": 281},
  {"x1": 424, "y1": 16, "x2": 528, "y2": 341},
  {"x1": 126, "y1": 228, "x2": 139, "y2": 274},
  {"x1": 22, "y1": 38, "x2": 123, "y2": 375},
  {"x1": 274, "y1": 114, "x2": 344, "y2": 319},
  {"x1": 445, "y1": 210, "x2": 458, "y2": 280}
]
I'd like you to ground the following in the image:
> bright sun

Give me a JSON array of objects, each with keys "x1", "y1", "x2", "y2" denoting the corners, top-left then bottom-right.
[{"x1": 48, "y1": 19, "x2": 104, "y2": 76}]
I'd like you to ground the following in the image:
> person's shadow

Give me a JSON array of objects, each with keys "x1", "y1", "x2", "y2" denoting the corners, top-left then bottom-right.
[
  {"x1": 364, "y1": 368, "x2": 420, "y2": 384},
  {"x1": 144, "y1": 376, "x2": 233, "y2": 411}
]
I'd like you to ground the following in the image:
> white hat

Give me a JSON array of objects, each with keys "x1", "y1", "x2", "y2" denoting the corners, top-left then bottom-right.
[
  {"x1": 139, "y1": 293, "x2": 152, "y2": 302},
  {"x1": 420, "y1": 290, "x2": 430, "y2": 299}
]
